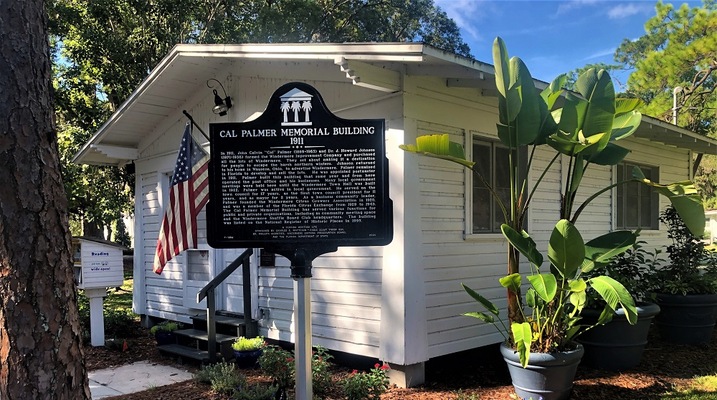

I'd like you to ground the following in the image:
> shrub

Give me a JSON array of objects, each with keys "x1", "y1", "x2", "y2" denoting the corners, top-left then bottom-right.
[
  {"x1": 149, "y1": 320, "x2": 179, "y2": 335},
  {"x1": 258, "y1": 345, "x2": 294, "y2": 389},
  {"x1": 311, "y1": 346, "x2": 334, "y2": 399},
  {"x1": 232, "y1": 383, "x2": 279, "y2": 400},
  {"x1": 194, "y1": 361, "x2": 245, "y2": 394},
  {"x1": 232, "y1": 336, "x2": 265, "y2": 352},
  {"x1": 342, "y1": 363, "x2": 390, "y2": 400}
]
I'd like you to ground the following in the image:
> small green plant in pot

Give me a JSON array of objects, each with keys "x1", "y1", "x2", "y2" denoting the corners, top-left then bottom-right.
[
  {"x1": 149, "y1": 320, "x2": 179, "y2": 346},
  {"x1": 232, "y1": 336, "x2": 265, "y2": 368},
  {"x1": 646, "y1": 206, "x2": 717, "y2": 344}
]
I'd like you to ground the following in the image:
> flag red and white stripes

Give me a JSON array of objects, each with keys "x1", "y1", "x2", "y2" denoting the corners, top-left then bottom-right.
[{"x1": 153, "y1": 124, "x2": 209, "y2": 274}]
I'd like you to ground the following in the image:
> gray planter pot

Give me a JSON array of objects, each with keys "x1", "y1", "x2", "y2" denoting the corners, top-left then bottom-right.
[
  {"x1": 578, "y1": 302, "x2": 660, "y2": 370},
  {"x1": 654, "y1": 293, "x2": 717, "y2": 345},
  {"x1": 500, "y1": 342, "x2": 584, "y2": 400}
]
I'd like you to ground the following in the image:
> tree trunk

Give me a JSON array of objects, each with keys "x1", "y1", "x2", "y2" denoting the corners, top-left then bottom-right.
[
  {"x1": 507, "y1": 245, "x2": 523, "y2": 326},
  {"x1": 0, "y1": 2, "x2": 90, "y2": 399}
]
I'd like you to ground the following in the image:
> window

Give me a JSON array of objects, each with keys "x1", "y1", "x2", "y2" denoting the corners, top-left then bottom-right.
[
  {"x1": 616, "y1": 163, "x2": 659, "y2": 230},
  {"x1": 470, "y1": 137, "x2": 525, "y2": 234}
]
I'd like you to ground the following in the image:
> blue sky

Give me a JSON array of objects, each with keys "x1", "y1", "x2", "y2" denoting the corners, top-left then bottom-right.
[{"x1": 434, "y1": 0, "x2": 701, "y2": 90}]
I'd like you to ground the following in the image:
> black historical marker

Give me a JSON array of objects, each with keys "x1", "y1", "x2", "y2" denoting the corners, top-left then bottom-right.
[{"x1": 207, "y1": 82, "x2": 393, "y2": 250}]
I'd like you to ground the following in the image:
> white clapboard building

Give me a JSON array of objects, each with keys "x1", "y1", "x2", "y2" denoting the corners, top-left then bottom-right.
[{"x1": 74, "y1": 43, "x2": 717, "y2": 386}]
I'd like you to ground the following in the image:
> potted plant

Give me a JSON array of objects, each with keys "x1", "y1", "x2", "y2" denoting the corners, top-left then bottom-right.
[
  {"x1": 578, "y1": 239, "x2": 662, "y2": 370},
  {"x1": 401, "y1": 37, "x2": 704, "y2": 400},
  {"x1": 150, "y1": 320, "x2": 179, "y2": 346},
  {"x1": 232, "y1": 336, "x2": 265, "y2": 368},
  {"x1": 646, "y1": 205, "x2": 717, "y2": 344}
]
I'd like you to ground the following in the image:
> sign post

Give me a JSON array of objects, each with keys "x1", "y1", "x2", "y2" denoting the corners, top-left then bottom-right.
[{"x1": 207, "y1": 82, "x2": 392, "y2": 399}]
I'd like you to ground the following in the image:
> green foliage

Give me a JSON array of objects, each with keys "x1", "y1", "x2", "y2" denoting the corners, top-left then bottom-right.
[
  {"x1": 193, "y1": 361, "x2": 245, "y2": 394},
  {"x1": 616, "y1": 1, "x2": 717, "y2": 136},
  {"x1": 342, "y1": 363, "x2": 391, "y2": 400},
  {"x1": 585, "y1": 238, "x2": 662, "y2": 306},
  {"x1": 647, "y1": 206, "x2": 717, "y2": 296},
  {"x1": 232, "y1": 336, "x2": 265, "y2": 352},
  {"x1": 149, "y1": 320, "x2": 179, "y2": 335},
  {"x1": 232, "y1": 383, "x2": 278, "y2": 400},
  {"x1": 258, "y1": 345, "x2": 294, "y2": 389},
  {"x1": 311, "y1": 346, "x2": 334, "y2": 398},
  {"x1": 257, "y1": 344, "x2": 334, "y2": 398}
]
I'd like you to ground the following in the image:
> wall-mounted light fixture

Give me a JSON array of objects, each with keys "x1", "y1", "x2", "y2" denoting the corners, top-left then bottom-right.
[{"x1": 206, "y1": 78, "x2": 233, "y2": 116}]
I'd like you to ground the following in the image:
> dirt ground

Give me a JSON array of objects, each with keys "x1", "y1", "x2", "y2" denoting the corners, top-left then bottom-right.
[{"x1": 85, "y1": 322, "x2": 717, "y2": 399}]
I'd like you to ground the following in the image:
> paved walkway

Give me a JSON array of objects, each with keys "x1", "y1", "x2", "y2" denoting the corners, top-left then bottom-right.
[{"x1": 89, "y1": 361, "x2": 194, "y2": 399}]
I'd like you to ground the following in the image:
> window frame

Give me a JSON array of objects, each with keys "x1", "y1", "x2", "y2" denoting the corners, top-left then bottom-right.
[
  {"x1": 615, "y1": 162, "x2": 660, "y2": 231},
  {"x1": 465, "y1": 132, "x2": 528, "y2": 238}
]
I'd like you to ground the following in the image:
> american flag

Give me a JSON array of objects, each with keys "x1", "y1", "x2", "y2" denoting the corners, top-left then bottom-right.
[{"x1": 153, "y1": 124, "x2": 210, "y2": 274}]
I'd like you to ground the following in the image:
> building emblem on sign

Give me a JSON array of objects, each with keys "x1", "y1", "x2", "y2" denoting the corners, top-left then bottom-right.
[{"x1": 280, "y1": 88, "x2": 313, "y2": 126}]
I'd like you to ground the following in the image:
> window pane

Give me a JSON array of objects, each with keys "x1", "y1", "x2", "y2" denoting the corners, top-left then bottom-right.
[
  {"x1": 473, "y1": 187, "x2": 491, "y2": 232},
  {"x1": 473, "y1": 142, "x2": 492, "y2": 233},
  {"x1": 187, "y1": 250, "x2": 211, "y2": 281},
  {"x1": 625, "y1": 181, "x2": 639, "y2": 228},
  {"x1": 494, "y1": 188, "x2": 510, "y2": 228}
]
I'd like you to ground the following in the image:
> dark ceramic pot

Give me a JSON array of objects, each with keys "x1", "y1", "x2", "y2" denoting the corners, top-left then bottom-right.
[
  {"x1": 578, "y1": 302, "x2": 660, "y2": 370},
  {"x1": 654, "y1": 293, "x2": 717, "y2": 345},
  {"x1": 500, "y1": 342, "x2": 583, "y2": 400},
  {"x1": 234, "y1": 348, "x2": 263, "y2": 368}
]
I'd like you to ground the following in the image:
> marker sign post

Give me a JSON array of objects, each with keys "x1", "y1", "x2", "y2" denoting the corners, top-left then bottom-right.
[{"x1": 207, "y1": 82, "x2": 392, "y2": 400}]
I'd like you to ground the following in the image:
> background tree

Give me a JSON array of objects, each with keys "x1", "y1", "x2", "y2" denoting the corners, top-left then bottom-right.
[
  {"x1": 615, "y1": 0, "x2": 717, "y2": 208},
  {"x1": 48, "y1": 0, "x2": 470, "y2": 240},
  {"x1": 0, "y1": 1, "x2": 90, "y2": 399}
]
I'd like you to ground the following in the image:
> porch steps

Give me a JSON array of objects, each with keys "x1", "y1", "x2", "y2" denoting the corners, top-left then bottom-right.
[
  {"x1": 157, "y1": 313, "x2": 247, "y2": 363},
  {"x1": 157, "y1": 344, "x2": 221, "y2": 363}
]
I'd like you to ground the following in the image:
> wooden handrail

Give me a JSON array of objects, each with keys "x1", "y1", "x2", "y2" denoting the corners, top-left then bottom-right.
[{"x1": 197, "y1": 248, "x2": 254, "y2": 362}]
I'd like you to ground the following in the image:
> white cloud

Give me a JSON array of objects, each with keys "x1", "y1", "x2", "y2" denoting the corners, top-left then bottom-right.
[
  {"x1": 434, "y1": 0, "x2": 485, "y2": 41},
  {"x1": 555, "y1": 0, "x2": 600, "y2": 16},
  {"x1": 607, "y1": 3, "x2": 652, "y2": 19},
  {"x1": 581, "y1": 47, "x2": 617, "y2": 61}
]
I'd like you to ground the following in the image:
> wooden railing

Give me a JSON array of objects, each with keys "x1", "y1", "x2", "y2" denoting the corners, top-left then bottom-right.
[{"x1": 197, "y1": 248, "x2": 256, "y2": 362}]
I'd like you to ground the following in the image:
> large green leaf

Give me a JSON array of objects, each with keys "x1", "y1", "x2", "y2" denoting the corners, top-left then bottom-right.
[
  {"x1": 557, "y1": 92, "x2": 586, "y2": 137},
  {"x1": 399, "y1": 134, "x2": 475, "y2": 168},
  {"x1": 508, "y1": 57, "x2": 542, "y2": 148},
  {"x1": 527, "y1": 273, "x2": 557, "y2": 303},
  {"x1": 614, "y1": 98, "x2": 642, "y2": 114},
  {"x1": 588, "y1": 275, "x2": 637, "y2": 324},
  {"x1": 501, "y1": 224, "x2": 544, "y2": 266},
  {"x1": 511, "y1": 322, "x2": 533, "y2": 368},
  {"x1": 548, "y1": 220, "x2": 585, "y2": 279},
  {"x1": 576, "y1": 69, "x2": 616, "y2": 137},
  {"x1": 499, "y1": 273, "x2": 522, "y2": 294},
  {"x1": 611, "y1": 109, "x2": 642, "y2": 140},
  {"x1": 493, "y1": 37, "x2": 521, "y2": 125},
  {"x1": 585, "y1": 142, "x2": 630, "y2": 166},
  {"x1": 462, "y1": 283, "x2": 500, "y2": 316},
  {"x1": 463, "y1": 312, "x2": 496, "y2": 324},
  {"x1": 633, "y1": 167, "x2": 705, "y2": 236},
  {"x1": 584, "y1": 230, "x2": 637, "y2": 267}
]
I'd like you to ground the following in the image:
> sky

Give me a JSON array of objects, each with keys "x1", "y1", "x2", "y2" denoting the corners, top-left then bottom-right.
[{"x1": 433, "y1": 0, "x2": 702, "y2": 91}]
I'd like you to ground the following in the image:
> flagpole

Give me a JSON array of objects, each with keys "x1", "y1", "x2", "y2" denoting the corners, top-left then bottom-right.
[{"x1": 182, "y1": 110, "x2": 210, "y2": 141}]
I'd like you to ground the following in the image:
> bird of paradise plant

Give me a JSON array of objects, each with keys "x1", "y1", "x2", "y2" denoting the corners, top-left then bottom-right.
[{"x1": 400, "y1": 37, "x2": 704, "y2": 367}]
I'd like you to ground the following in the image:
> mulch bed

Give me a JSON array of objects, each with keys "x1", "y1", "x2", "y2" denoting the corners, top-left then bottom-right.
[{"x1": 85, "y1": 321, "x2": 717, "y2": 399}]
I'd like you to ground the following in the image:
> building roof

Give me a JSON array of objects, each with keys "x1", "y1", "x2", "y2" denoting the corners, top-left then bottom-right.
[{"x1": 74, "y1": 42, "x2": 717, "y2": 166}]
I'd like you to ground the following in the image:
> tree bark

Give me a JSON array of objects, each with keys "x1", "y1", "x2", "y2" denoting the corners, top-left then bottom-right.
[{"x1": 0, "y1": 1, "x2": 90, "y2": 399}]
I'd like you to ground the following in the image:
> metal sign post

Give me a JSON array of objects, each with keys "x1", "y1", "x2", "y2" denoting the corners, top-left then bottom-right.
[{"x1": 206, "y1": 82, "x2": 393, "y2": 400}]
